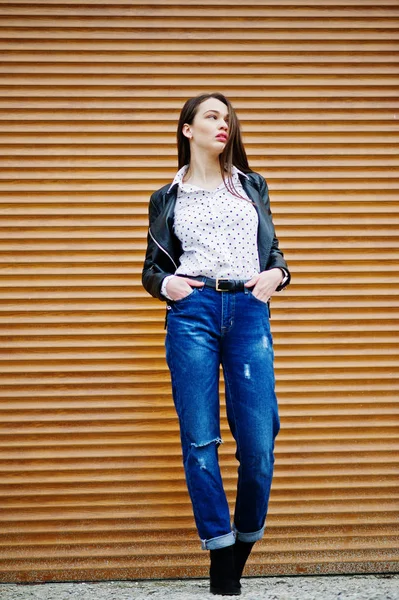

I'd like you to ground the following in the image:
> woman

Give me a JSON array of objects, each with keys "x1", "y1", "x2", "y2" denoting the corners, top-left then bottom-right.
[{"x1": 142, "y1": 93, "x2": 290, "y2": 596}]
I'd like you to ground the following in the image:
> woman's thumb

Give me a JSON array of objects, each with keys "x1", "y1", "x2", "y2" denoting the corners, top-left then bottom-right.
[
  {"x1": 185, "y1": 278, "x2": 205, "y2": 287},
  {"x1": 244, "y1": 276, "x2": 259, "y2": 288}
]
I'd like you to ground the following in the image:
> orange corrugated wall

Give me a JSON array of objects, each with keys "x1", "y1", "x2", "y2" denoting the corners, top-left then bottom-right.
[{"x1": 0, "y1": 0, "x2": 398, "y2": 582}]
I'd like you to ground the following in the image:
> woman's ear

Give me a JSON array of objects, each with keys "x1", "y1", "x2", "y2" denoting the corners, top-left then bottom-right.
[{"x1": 182, "y1": 124, "x2": 192, "y2": 139}]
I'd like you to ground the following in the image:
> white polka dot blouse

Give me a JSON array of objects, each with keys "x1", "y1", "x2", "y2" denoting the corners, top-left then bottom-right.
[{"x1": 161, "y1": 165, "x2": 261, "y2": 299}]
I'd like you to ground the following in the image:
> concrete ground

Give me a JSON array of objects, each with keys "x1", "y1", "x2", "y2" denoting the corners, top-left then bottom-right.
[{"x1": 0, "y1": 574, "x2": 398, "y2": 600}]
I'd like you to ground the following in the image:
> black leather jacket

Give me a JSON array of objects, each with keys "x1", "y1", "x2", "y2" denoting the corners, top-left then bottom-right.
[{"x1": 142, "y1": 170, "x2": 291, "y2": 301}]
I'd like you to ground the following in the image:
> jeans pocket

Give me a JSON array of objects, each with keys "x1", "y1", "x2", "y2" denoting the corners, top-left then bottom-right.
[
  {"x1": 171, "y1": 287, "x2": 198, "y2": 305},
  {"x1": 249, "y1": 291, "x2": 269, "y2": 306},
  {"x1": 249, "y1": 291, "x2": 271, "y2": 318}
]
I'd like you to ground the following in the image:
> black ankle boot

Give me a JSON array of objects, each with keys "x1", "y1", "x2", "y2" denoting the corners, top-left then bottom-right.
[
  {"x1": 209, "y1": 545, "x2": 241, "y2": 596},
  {"x1": 233, "y1": 540, "x2": 255, "y2": 581}
]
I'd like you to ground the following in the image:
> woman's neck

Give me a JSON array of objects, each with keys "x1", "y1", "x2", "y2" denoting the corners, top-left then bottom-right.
[{"x1": 183, "y1": 151, "x2": 223, "y2": 191}]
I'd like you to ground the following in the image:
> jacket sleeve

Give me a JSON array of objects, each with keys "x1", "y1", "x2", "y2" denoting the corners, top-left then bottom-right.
[
  {"x1": 141, "y1": 193, "x2": 172, "y2": 301},
  {"x1": 257, "y1": 174, "x2": 291, "y2": 292}
]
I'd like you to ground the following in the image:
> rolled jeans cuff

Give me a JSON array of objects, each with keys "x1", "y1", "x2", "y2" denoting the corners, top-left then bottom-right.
[
  {"x1": 201, "y1": 531, "x2": 236, "y2": 551},
  {"x1": 232, "y1": 523, "x2": 265, "y2": 543}
]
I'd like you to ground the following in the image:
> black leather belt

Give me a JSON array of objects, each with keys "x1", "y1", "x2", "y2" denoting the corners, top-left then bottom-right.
[{"x1": 185, "y1": 276, "x2": 250, "y2": 292}]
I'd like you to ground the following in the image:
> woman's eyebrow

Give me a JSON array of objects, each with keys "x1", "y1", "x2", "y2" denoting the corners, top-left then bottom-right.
[{"x1": 203, "y1": 109, "x2": 229, "y2": 118}]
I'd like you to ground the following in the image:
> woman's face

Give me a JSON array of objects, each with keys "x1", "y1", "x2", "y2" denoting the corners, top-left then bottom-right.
[{"x1": 183, "y1": 97, "x2": 229, "y2": 156}]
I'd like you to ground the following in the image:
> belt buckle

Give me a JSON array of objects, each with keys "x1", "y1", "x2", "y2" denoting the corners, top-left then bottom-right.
[{"x1": 216, "y1": 278, "x2": 229, "y2": 292}]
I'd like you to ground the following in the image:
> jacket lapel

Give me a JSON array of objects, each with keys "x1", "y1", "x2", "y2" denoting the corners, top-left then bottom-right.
[{"x1": 241, "y1": 174, "x2": 274, "y2": 271}]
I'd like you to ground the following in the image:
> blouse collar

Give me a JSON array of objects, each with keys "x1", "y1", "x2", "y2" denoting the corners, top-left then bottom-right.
[{"x1": 167, "y1": 164, "x2": 248, "y2": 193}]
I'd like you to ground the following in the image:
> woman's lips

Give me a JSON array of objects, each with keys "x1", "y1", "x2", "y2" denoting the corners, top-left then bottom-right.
[{"x1": 216, "y1": 134, "x2": 228, "y2": 142}]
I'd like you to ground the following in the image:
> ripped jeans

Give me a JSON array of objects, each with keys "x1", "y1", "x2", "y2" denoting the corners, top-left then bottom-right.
[{"x1": 165, "y1": 283, "x2": 280, "y2": 550}]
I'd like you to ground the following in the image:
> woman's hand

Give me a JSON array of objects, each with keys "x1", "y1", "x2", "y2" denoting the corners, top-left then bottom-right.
[
  {"x1": 166, "y1": 276, "x2": 205, "y2": 301},
  {"x1": 244, "y1": 268, "x2": 284, "y2": 303}
]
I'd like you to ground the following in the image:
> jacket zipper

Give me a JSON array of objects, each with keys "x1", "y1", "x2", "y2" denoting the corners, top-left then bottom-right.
[{"x1": 149, "y1": 228, "x2": 178, "y2": 270}]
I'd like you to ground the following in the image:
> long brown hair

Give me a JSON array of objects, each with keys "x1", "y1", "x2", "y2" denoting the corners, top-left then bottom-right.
[{"x1": 176, "y1": 93, "x2": 252, "y2": 198}]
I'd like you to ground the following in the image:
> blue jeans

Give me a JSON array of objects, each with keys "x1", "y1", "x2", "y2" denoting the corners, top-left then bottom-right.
[{"x1": 165, "y1": 283, "x2": 280, "y2": 550}]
